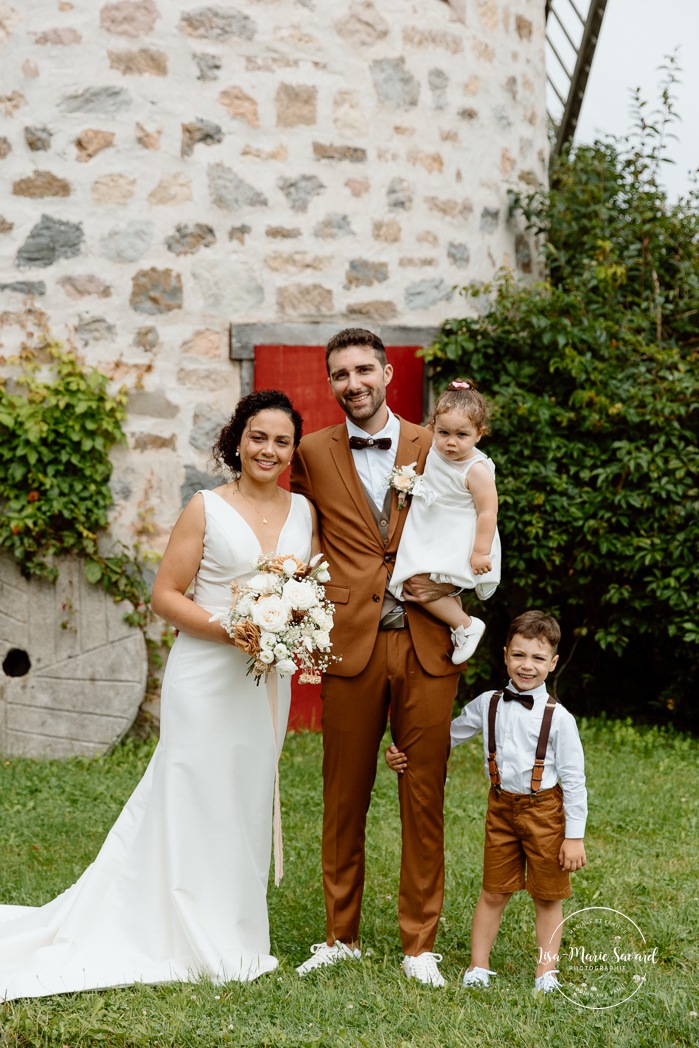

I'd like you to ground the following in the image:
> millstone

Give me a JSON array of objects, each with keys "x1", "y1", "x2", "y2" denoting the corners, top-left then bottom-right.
[{"x1": 0, "y1": 555, "x2": 147, "y2": 757}]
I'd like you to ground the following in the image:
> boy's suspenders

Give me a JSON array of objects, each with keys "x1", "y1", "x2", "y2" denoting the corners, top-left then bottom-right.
[{"x1": 487, "y1": 691, "x2": 558, "y2": 793}]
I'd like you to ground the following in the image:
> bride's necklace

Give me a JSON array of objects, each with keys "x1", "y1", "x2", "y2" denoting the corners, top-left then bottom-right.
[{"x1": 234, "y1": 481, "x2": 280, "y2": 526}]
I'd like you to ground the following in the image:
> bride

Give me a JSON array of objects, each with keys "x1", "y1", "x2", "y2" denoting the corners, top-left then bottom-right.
[{"x1": 0, "y1": 389, "x2": 317, "y2": 999}]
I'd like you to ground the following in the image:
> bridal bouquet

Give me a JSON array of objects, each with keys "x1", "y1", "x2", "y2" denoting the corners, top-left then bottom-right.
[{"x1": 216, "y1": 553, "x2": 337, "y2": 684}]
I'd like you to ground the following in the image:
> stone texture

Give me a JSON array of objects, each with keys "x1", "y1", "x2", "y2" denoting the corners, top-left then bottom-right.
[
  {"x1": 515, "y1": 233, "x2": 532, "y2": 273},
  {"x1": 266, "y1": 225, "x2": 302, "y2": 239},
  {"x1": 181, "y1": 118, "x2": 223, "y2": 157},
  {"x1": 370, "y1": 58, "x2": 419, "y2": 109},
  {"x1": 405, "y1": 278, "x2": 452, "y2": 310},
  {"x1": 346, "y1": 178, "x2": 370, "y2": 197},
  {"x1": 148, "y1": 173, "x2": 192, "y2": 204},
  {"x1": 176, "y1": 366, "x2": 228, "y2": 390},
  {"x1": 403, "y1": 27, "x2": 463, "y2": 52},
  {"x1": 22, "y1": 60, "x2": 39, "y2": 77},
  {"x1": 387, "y1": 177, "x2": 413, "y2": 210},
  {"x1": 179, "y1": 6, "x2": 256, "y2": 41},
  {"x1": 345, "y1": 259, "x2": 388, "y2": 288},
  {"x1": 218, "y1": 86, "x2": 259, "y2": 125},
  {"x1": 128, "y1": 390, "x2": 179, "y2": 417},
  {"x1": 58, "y1": 274, "x2": 112, "y2": 299},
  {"x1": 373, "y1": 219, "x2": 400, "y2": 243},
  {"x1": 408, "y1": 149, "x2": 443, "y2": 174},
  {"x1": 0, "y1": 138, "x2": 12, "y2": 159},
  {"x1": 477, "y1": 0, "x2": 499, "y2": 32},
  {"x1": 265, "y1": 252, "x2": 331, "y2": 273},
  {"x1": 447, "y1": 241, "x2": 470, "y2": 268},
  {"x1": 418, "y1": 231, "x2": 439, "y2": 246},
  {"x1": 92, "y1": 173, "x2": 136, "y2": 204},
  {"x1": 76, "y1": 315, "x2": 117, "y2": 342},
  {"x1": 76, "y1": 129, "x2": 115, "y2": 161},
  {"x1": 425, "y1": 195, "x2": 473, "y2": 219},
  {"x1": 277, "y1": 283, "x2": 333, "y2": 316},
  {"x1": 17, "y1": 215, "x2": 84, "y2": 268},
  {"x1": 100, "y1": 0, "x2": 160, "y2": 37},
  {"x1": 133, "y1": 326, "x2": 160, "y2": 351},
  {"x1": 334, "y1": 1, "x2": 389, "y2": 47},
  {"x1": 12, "y1": 171, "x2": 71, "y2": 197},
  {"x1": 0, "y1": 6, "x2": 21, "y2": 43},
  {"x1": 0, "y1": 554, "x2": 147, "y2": 758},
  {"x1": 0, "y1": 281, "x2": 46, "y2": 295},
  {"x1": 1, "y1": 91, "x2": 26, "y2": 116},
  {"x1": 24, "y1": 126, "x2": 52, "y2": 151},
  {"x1": 130, "y1": 268, "x2": 183, "y2": 314},
  {"x1": 480, "y1": 206, "x2": 500, "y2": 232},
  {"x1": 166, "y1": 223, "x2": 216, "y2": 255},
  {"x1": 399, "y1": 256, "x2": 436, "y2": 267},
  {"x1": 192, "y1": 257, "x2": 264, "y2": 311},
  {"x1": 516, "y1": 15, "x2": 533, "y2": 40},
  {"x1": 429, "y1": 68, "x2": 449, "y2": 109},
  {"x1": 135, "y1": 122, "x2": 161, "y2": 150},
  {"x1": 60, "y1": 86, "x2": 131, "y2": 114},
  {"x1": 228, "y1": 224, "x2": 251, "y2": 244},
  {"x1": 35, "y1": 27, "x2": 82, "y2": 45},
  {"x1": 100, "y1": 221, "x2": 153, "y2": 262},
  {"x1": 181, "y1": 328, "x2": 221, "y2": 358},
  {"x1": 332, "y1": 90, "x2": 368, "y2": 137},
  {"x1": 242, "y1": 144, "x2": 288, "y2": 162},
  {"x1": 181, "y1": 464, "x2": 219, "y2": 506},
  {"x1": 0, "y1": 217, "x2": 14, "y2": 235},
  {"x1": 277, "y1": 174, "x2": 324, "y2": 212},
  {"x1": 313, "y1": 142, "x2": 367, "y2": 163},
  {"x1": 194, "y1": 53, "x2": 221, "y2": 80},
  {"x1": 109, "y1": 48, "x2": 168, "y2": 75},
  {"x1": 189, "y1": 403, "x2": 228, "y2": 450},
  {"x1": 133, "y1": 433, "x2": 176, "y2": 450},
  {"x1": 346, "y1": 299, "x2": 397, "y2": 321},
  {"x1": 314, "y1": 214, "x2": 353, "y2": 239},
  {"x1": 208, "y1": 164, "x2": 267, "y2": 209},
  {"x1": 276, "y1": 84, "x2": 316, "y2": 127}
]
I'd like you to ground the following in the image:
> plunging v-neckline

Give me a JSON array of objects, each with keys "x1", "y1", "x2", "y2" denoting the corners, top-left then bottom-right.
[{"x1": 208, "y1": 489, "x2": 294, "y2": 553}]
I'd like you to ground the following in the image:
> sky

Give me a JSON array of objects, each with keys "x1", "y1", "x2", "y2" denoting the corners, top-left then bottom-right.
[{"x1": 571, "y1": 0, "x2": 699, "y2": 200}]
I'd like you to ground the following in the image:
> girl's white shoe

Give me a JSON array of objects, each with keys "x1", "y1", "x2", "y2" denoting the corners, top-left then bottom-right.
[
  {"x1": 451, "y1": 618, "x2": 486, "y2": 664},
  {"x1": 462, "y1": 966, "x2": 496, "y2": 988}
]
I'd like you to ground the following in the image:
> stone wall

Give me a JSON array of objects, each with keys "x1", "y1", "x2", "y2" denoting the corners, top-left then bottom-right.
[{"x1": 0, "y1": 0, "x2": 547, "y2": 548}]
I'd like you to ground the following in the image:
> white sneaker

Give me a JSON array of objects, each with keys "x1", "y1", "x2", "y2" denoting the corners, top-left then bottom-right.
[
  {"x1": 451, "y1": 617, "x2": 486, "y2": 665},
  {"x1": 296, "y1": 940, "x2": 361, "y2": 975},
  {"x1": 534, "y1": 969, "x2": 561, "y2": 994},
  {"x1": 462, "y1": 965, "x2": 496, "y2": 988},
  {"x1": 401, "y1": 952, "x2": 445, "y2": 987}
]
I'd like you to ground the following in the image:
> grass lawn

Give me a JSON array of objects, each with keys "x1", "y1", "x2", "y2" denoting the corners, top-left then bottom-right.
[{"x1": 0, "y1": 718, "x2": 697, "y2": 1047}]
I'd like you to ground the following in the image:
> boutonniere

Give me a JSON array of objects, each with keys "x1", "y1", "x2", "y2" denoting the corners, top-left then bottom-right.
[{"x1": 386, "y1": 462, "x2": 419, "y2": 509}]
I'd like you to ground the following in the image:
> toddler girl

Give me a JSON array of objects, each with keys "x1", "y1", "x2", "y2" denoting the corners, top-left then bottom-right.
[{"x1": 389, "y1": 379, "x2": 500, "y2": 664}]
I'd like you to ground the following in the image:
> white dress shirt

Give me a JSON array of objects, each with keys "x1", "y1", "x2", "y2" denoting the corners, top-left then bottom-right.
[
  {"x1": 346, "y1": 408, "x2": 400, "y2": 511},
  {"x1": 450, "y1": 681, "x2": 588, "y2": 838}
]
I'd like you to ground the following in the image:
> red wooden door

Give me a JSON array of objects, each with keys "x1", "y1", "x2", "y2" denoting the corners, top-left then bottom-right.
[{"x1": 254, "y1": 343, "x2": 424, "y2": 730}]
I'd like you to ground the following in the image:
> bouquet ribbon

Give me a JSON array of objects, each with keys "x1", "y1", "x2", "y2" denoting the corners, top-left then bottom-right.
[{"x1": 265, "y1": 670, "x2": 284, "y2": 886}]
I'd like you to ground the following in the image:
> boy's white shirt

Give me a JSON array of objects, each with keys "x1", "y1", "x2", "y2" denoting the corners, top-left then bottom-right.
[{"x1": 450, "y1": 681, "x2": 588, "y2": 838}]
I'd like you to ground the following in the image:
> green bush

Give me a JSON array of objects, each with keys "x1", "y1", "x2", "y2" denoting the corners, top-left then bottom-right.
[{"x1": 424, "y1": 66, "x2": 699, "y2": 730}]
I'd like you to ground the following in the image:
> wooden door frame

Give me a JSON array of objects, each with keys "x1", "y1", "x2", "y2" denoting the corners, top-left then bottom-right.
[{"x1": 229, "y1": 322, "x2": 438, "y2": 414}]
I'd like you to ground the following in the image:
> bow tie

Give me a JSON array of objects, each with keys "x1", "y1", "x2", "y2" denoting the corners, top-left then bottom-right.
[
  {"x1": 348, "y1": 435, "x2": 392, "y2": 450},
  {"x1": 502, "y1": 688, "x2": 534, "y2": 710}
]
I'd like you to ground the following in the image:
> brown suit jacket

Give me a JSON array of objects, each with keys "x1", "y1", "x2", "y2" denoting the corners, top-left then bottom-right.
[{"x1": 291, "y1": 417, "x2": 458, "y2": 679}]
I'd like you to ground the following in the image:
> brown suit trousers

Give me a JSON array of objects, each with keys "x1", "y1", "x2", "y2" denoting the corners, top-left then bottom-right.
[{"x1": 291, "y1": 418, "x2": 460, "y2": 955}]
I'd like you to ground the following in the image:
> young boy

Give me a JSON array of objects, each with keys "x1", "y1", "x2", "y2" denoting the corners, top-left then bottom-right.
[{"x1": 386, "y1": 610, "x2": 587, "y2": 993}]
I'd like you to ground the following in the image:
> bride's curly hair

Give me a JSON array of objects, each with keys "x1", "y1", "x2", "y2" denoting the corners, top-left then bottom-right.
[{"x1": 213, "y1": 389, "x2": 304, "y2": 473}]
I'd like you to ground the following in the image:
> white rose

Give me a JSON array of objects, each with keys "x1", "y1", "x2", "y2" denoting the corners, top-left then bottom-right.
[
  {"x1": 393, "y1": 473, "x2": 413, "y2": 492},
  {"x1": 316, "y1": 568, "x2": 330, "y2": 583},
  {"x1": 313, "y1": 630, "x2": 331, "y2": 649},
  {"x1": 260, "y1": 631, "x2": 277, "y2": 650},
  {"x1": 310, "y1": 606, "x2": 332, "y2": 629},
  {"x1": 258, "y1": 649, "x2": 275, "y2": 664},
  {"x1": 248, "y1": 572, "x2": 279, "y2": 595},
  {"x1": 274, "y1": 642, "x2": 290, "y2": 659},
  {"x1": 282, "y1": 558, "x2": 298, "y2": 576},
  {"x1": 250, "y1": 594, "x2": 290, "y2": 633},
  {"x1": 282, "y1": 578, "x2": 318, "y2": 610},
  {"x1": 276, "y1": 658, "x2": 297, "y2": 677}
]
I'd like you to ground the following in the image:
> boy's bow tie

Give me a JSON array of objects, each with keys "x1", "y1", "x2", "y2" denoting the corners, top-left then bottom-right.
[
  {"x1": 348, "y1": 435, "x2": 392, "y2": 450},
  {"x1": 502, "y1": 688, "x2": 534, "y2": 710}
]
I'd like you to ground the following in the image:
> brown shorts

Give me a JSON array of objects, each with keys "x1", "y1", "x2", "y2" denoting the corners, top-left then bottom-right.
[{"x1": 482, "y1": 783, "x2": 571, "y2": 900}]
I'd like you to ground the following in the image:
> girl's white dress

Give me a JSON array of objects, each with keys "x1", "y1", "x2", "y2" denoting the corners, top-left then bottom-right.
[
  {"x1": 390, "y1": 446, "x2": 501, "y2": 601},
  {"x1": 0, "y1": 490, "x2": 312, "y2": 1000}
]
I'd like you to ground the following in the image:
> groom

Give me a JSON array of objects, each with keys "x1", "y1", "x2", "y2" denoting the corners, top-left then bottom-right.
[{"x1": 291, "y1": 328, "x2": 461, "y2": 987}]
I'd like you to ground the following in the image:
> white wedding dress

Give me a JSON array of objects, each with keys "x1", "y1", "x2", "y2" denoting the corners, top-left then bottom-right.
[{"x1": 0, "y1": 490, "x2": 312, "y2": 1000}]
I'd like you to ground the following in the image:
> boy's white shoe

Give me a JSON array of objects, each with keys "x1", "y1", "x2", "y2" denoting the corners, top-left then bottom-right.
[
  {"x1": 451, "y1": 617, "x2": 486, "y2": 665},
  {"x1": 296, "y1": 940, "x2": 361, "y2": 975},
  {"x1": 462, "y1": 966, "x2": 496, "y2": 988},
  {"x1": 401, "y1": 952, "x2": 445, "y2": 987},
  {"x1": 534, "y1": 969, "x2": 561, "y2": 994}
]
